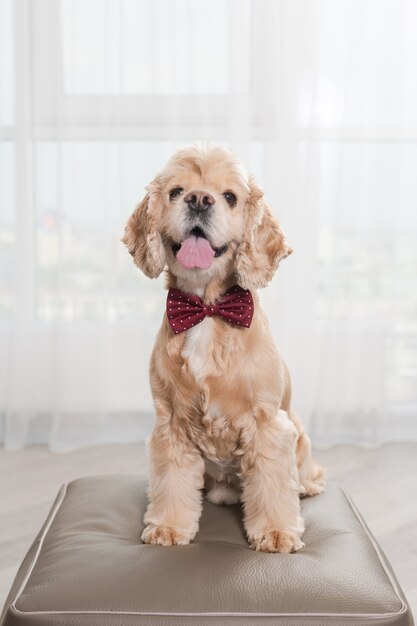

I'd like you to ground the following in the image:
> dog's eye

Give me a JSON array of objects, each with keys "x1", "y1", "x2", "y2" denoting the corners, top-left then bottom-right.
[
  {"x1": 169, "y1": 187, "x2": 184, "y2": 201},
  {"x1": 223, "y1": 191, "x2": 237, "y2": 207}
]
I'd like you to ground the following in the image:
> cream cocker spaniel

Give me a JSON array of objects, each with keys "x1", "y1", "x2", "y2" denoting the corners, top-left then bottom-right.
[{"x1": 123, "y1": 145, "x2": 325, "y2": 553}]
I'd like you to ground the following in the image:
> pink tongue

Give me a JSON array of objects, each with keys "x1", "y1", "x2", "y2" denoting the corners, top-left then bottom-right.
[{"x1": 176, "y1": 235, "x2": 215, "y2": 269}]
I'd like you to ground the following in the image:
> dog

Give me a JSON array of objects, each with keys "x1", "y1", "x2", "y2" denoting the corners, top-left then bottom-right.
[{"x1": 122, "y1": 145, "x2": 325, "y2": 553}]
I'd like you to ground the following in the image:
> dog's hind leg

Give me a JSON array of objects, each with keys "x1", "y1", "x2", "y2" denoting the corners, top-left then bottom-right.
[
  {"x1": 204, "y1": 471, "x2": 240, "y2": 505},
  {"x1": 291, "y1": 413, "x2": 326, "y2": 497},
  {"x1": 280, "y1": 365, "x2": 325, "y2": 497},
  {"x1": 206, "y1": 480, "x2": 240, "y2": 505}
]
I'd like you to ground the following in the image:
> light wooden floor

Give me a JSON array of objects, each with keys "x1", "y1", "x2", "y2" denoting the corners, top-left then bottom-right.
[{"x1": 1, "y1": 443, "x2": 416, "y2": 617}]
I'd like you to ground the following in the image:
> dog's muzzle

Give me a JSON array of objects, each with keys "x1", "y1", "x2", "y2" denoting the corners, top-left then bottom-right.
[{"x1": 171, "y1": 226, "x2": 228, "y2": 260}]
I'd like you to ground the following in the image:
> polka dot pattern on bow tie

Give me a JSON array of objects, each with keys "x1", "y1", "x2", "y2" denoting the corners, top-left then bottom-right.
[{"x1": 166, "y1": 285, "x2": 254, "y2": 334}]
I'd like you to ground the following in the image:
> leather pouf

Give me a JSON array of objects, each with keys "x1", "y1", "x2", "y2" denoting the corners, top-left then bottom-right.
[{"x1": 1, "y1": 476, "x2": 414, "y2": 626}]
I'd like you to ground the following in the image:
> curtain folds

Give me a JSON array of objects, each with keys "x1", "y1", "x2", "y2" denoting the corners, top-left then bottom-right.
[{"x1": 0, "y1": 0, "x2": 416, "y2": 450}]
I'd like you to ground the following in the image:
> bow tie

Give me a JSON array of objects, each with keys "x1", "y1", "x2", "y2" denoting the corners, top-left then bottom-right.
[{"x1": 167, "y1": 285, "x2": 254, "y2": 334}]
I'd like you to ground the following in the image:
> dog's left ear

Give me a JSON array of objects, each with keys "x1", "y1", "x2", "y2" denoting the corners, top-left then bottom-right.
[
  {"x1": 235, "y1": 178, "x2": 293, "y2": 290},
  {"x1": 121, "y1": 184, "x2": 166, "y2": 279}
]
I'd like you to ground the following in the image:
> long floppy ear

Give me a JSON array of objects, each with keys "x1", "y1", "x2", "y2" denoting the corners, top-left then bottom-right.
[
  {"x1": 121, "y1": 191, "x2": 165, "y2": 279},
  {"x1": 235, "y1": 179, "x2": 293, "y2": 290}
]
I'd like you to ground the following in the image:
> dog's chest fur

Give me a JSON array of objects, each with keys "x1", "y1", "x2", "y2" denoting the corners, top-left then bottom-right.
[
  {"x1": 182, "y1": 318, "x2": 216, "y2": 385},
  {"x1": 181, "y1": 318, "x2": 242, "y2": 468}
]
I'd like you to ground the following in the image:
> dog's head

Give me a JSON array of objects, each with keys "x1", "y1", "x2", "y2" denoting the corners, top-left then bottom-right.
[{"x1": 122, "y1": 145, "x2": 292, "y2": 290}]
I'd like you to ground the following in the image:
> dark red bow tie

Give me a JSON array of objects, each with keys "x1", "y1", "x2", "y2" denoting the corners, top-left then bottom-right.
[{"x1": 167, "y1": 285, "x2": 254, "y2": 334}]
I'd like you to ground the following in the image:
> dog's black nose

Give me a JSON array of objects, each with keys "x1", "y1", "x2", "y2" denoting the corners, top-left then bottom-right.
[{"x1": 184, "y1": 190, "x2": 215, "y2": 212}]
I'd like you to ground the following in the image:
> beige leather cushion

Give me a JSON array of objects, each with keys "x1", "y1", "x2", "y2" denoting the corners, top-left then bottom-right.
[{"x1": 1, "y1": 476, "x2": 413, "y2": 626}]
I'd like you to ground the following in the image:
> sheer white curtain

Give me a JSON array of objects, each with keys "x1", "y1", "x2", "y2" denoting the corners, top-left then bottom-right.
[{"x1": 0, "y1": 0, "x2": 416, "y2": 451}]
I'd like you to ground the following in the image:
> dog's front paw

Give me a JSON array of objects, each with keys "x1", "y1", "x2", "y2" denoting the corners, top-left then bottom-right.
[
  {"x1": 249, "y1": 530, "x2": 304, "y2": 553},
  {"x1": 141, "y1": 524, "x2": 195, "y2": 546}
]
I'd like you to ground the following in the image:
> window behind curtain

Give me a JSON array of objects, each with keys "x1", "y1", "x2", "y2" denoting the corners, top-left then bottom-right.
[{"x1": 0, "y1": 0, "x2": 416, "y2": 446}]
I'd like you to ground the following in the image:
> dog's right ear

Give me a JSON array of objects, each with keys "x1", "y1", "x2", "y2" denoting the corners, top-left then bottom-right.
[{"x1": 121, "y1": 189, "x2": 166, "y2": 279}]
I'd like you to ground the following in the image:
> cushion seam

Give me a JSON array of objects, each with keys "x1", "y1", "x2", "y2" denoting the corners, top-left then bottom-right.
[
  {"x1": 11, "y1": 482, "x2": 69, "y2": 613},
  {"x1": 338, "y1": 486, "x2": 407, "y2": 616}
]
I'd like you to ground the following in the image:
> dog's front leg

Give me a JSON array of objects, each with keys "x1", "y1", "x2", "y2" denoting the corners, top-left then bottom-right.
[
  {"x1": 240, "y1": 411, "x2": 305, "y2": 553},
  {"x1": 141, "y1": 416, "x2": 205, "y2": 546}
]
